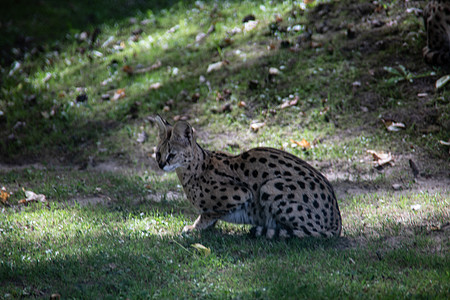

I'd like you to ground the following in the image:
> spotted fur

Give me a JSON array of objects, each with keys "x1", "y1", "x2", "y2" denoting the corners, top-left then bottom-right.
[
  {"x1": 423, "y1": 0, "x2": 450, "y2": 66},
  {"x1": 154, "y1": 115, "x2": 342, "y2": 239}
]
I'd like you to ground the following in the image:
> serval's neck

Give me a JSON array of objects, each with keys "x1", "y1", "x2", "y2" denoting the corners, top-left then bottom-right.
[{"x1": 176, "y1": 142, "x2": 210, "y2": 185}]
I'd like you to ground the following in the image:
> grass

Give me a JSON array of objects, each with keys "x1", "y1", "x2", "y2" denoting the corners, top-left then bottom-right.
[
  {"x1": 1, "y1": 190, "x2": 448, "y2": 298},
  {"x1": 1, "y1": 0, "x2": 449, "y2": 298}
]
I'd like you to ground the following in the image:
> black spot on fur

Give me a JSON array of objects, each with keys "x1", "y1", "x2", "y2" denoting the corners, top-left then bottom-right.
[
  {"x1": 286, "y1": 207, "x2": 293, "y2": 214},
  {"x1": 250, "y1": 157, "x2": 257, "y2": 163},
  {"x1": 241, "y1": 152, "x2": 250, "y2": 160},
  {"x1": 297, "y1": 181, "x2": 305, "y2": 189},
  {"x1": 313, "y1": 201, "x2": 319, "y2": 208},
  {"x1": 259, "y1": 157, "x2": 268, "y2": 163},
  {"x1": 252, "y1": 183, "x2": 258, "y2": 191},
  {"x1": 252, "y1": 170, "x2": 258, "y2": 178},
  {"x1": 262, "y1": 172, "x2": 269, "y2": 179},
  {"x1": 274, "y1": 195, "x2": 283, "y2": 201},
  {"x1": 297, "y1": 205, "x2": 303, "y2": 211},
  {"x1": 261, "y1": 193, "x2": 270, "y2": 201},
  {"x1": 221, "y1": 195, "x2": 228, "y2": 200},
  {"x1": 310, "y1": 182, "x2": 315, "y2": 190},
  {"x1": 268, "y1": 163, "x2": 276, "y2": 168},
  {"x1": 244, "y1": 170, "x2": 250, "y2": 177},
  {"x1": 284, "y1": 171, "x2": 292, "y2": 176},
  {"x1": 233, "y1": 195, "x2": 241, "y2": 201},
  {"x1": 303, "y1": 194, "x2": 309, "y2": 203},
  {"x1": 301, "y1": 226, "x2": 311, "y2": 236},
  {"x1": 275, "y1": 182, "x2": 284, "y2": 191},
  {"x1": 287, "y1": 194, "x2": 295, "y2": 199}
]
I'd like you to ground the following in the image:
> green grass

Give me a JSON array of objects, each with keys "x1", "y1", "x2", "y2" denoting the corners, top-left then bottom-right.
[
  {"x1": 1, "y1": 0, "x2": 449, "y2": 298},
  {"x1": 1, "y1": 190, "x2": 449, "y2": 299}
]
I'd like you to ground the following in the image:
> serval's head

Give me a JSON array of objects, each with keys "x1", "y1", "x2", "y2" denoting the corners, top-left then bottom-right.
[{"x1": 154, "y1": 115, "x2": 195, "y2": 172}]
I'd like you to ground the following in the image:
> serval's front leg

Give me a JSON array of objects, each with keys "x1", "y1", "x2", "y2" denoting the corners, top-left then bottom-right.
[{"x1": 182, "y1": 213, "x2": 219, "y2": 233}]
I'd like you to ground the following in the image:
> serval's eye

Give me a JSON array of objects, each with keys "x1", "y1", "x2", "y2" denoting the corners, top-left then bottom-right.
[{"x1": 167, "y1": 153, "x2": 175, "y2": 162}]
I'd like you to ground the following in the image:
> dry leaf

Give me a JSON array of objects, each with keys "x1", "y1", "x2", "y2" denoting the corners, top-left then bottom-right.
[
  {"x1": 134, "y1": 60, "x2": 162, "y2": 74},
  {"x1": 20, "y1": 189, "x2": 49, "y2": 207},
  {"x1": 280, "y1": 96, "x2": 299, "y2": 109},
  {"x1": 366, "y1": 150, "x2": 393, "y2": 166},
  {"x1": 243, "y1": 20, "x2": 258, "y2": 32},
  {"x1": 1, "y1": 187, "x2": 10, "y2": 205},
  {"x1": 436, "y1": 75, "x2": 450, "y2": 89},
  {"x1": 207, "y1": 61, "x2": 228, "y2": 73},
  {"x1": 191, "y1": 243, "x2": 211, "y2": 257},
  {"x1": 310, "y1": 41, "x2": 323, "y2": 48},
  {"x1": 250, "y1": 122, "x2": 266, "y2": 132},
  {"x1": 238, "y1": 101, "x2": 247, "y2": 108},
  {"x1": 269, "y1": 67, "x2": 280, "y2": 75},
  {"x1": 122, "y1": 65, "x2": 134, "y2": 74},
  {"x1": 112, "y1": 88, "x2": 126, "y2": 101},
  {"x1": 439, "y1": 140, "x2": 450, "y2": 146},
  {"x1": 149, "y1": 82, "x2": 162, "y2": 90},
  {"x1": 410, "y1": 204, "x2": 421, "y2": 211},
  {"x1": 392, "y1": 183, "x2": 402, "y2": 190},
  {"x1": 290, "y1": 138, "x2": 311, "y2": 149},
  {"x1": 382, "y1": 119, "x2": 406, "y2": 131}
]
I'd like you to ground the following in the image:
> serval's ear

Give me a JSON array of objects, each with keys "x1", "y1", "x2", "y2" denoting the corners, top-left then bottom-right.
[
  {"x1": 153, "y1": 114, "x2": 172, "y2": 139},
  {"x1": 171, "y1": 120, "x2": 194, "y2": 146}
]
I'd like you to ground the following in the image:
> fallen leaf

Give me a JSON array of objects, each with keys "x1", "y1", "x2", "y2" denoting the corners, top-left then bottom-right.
[
  {"x1": 20, "y1": 189, "x2": 49, "y2": 207},
  {"x1": 366, "y1": 150, "x2": 393, "y2": 167},
  {"x1": 50, "y1": 293, "x2": 61, "y2": 300},
  {"x1": 1, "y1": 187, "x2": 10, "y2": 205},
  {"x1": 134, "y1": 60, "x2": 162, "y2": 74},
  {"x1": 250, "y1": 122, "x2": 266, "y2": 132},
  {"x1": 244, "y1": 20, "x2": 258, "y2": 32},
  {"x1": 381, "y1": 119, "x2": 406, "y2": 131},
  {"x1": 149, "y1": 82, "x2": 162, "y2": 90},
  {"x1": 238, "y1": 101, "x2": 247, "y2": 108},
  {"x1": 410, "y1": 204, "x2": 421, "y2": 211},
  {"x1": 436, "y1": 75, "x2": 450, "y2": 89},
  {"x1": 112, "y1": 88, "x2": 126, "y2": 100},
  {"x1": 392, "y1": 183, "x2": 402, "y2": 190},
  {"x1": 280, "y1": 96, "x2": 299, "y2": 109},
  {"x1": 43, "y1": 72, "x2": 52, "y2": 83},
  {"x1": 122, "y1": 65, "x2": 134, "y2": 74},
  {"x1": 195, "y1": 32, "x2": 207, "y2": 43},
  {"x1": 191, "y1": 243, "x2": 211, "y2": 257},
  {"x1": 207, "y1": 61, "x2": 228, "y2": 73},
  {"x1": 290, "y1": 138, "x2": 311, "y2": 149},
  {"x1": 269, "y1": 67, "x2": 280, "y2": 75},
  {"x1": 310, "y1": 41, "x2": 323, "y2": 48},
  {"x1": 439, "y1": 140, "x2": 450, "y2": 146}
]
